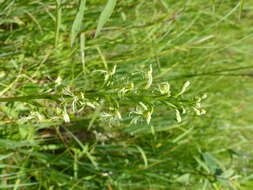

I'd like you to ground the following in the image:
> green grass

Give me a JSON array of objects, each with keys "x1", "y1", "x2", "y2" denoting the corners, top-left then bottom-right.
[{"x1": 1, "y1": 0, "x2": 253, "y2": 189}]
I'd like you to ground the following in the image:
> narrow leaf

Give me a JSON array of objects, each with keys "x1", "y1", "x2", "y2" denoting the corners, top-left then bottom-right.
[
  {"x1": 70, "y1": 0, "x2": 86, "y2": 47},
  {"x1": 63, "y1": 107, "x2": 70, "y2": 123},
  {"x1": 80, "y1": 32, "x2": 86, "y2": 71},
  {"x1": 95, "y1": 0, "x2": 117, "y2": 37},
  {"x1": 55, "y1": 0, "x2": 62, "y2": 47},
  {"x1": 0, "y1": 153, "x2": 13, "y2": 161},
  {"x1": 136, "y1": 146, "x2": 148, "y2": 168},
  {"x1": 202, "y1": 152, "x2": 223, "y2": 174}
]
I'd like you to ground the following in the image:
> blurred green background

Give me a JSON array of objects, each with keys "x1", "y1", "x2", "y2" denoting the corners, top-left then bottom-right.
[{"x1": 0, "y1": 0, "x2": 253, "y2": 189}]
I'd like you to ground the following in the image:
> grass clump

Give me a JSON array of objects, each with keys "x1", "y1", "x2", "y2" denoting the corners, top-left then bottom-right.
[{"x1": 1, "y1": 0, "x2": 253, "y2": 189}]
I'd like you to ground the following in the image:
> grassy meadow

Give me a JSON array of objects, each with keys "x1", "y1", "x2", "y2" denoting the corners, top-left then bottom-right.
[{"x1": 1, "y1": 0, "x2": 253, "y2": 189}]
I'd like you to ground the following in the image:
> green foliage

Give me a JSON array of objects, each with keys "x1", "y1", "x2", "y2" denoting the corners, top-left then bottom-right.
[
  {"x1": 70, "y1": 0, "x2": 86, "y2": 46},
  {"x1": 95, "y1": 0, "x2": 117, "y2": 37},
  {"x1": 0, "y1": 0, "x2": 253, "y2": 189}
]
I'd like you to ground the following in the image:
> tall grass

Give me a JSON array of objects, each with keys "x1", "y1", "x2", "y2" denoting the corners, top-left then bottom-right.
[{"x1": 0, "y1": 0, "x2": 253, "y2": 189}]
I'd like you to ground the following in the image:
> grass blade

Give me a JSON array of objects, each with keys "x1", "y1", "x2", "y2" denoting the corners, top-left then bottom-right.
[
  {"x1": 55, "y1": 0, "x2": 62, "y2": 47},
  {"x1": 80, "y1": 32, "x2": 86, "y2": 72},
  {"x1": 239, "y1": 0, "x2": 244, "y2": 21},
  {"x1": 136, "y1": 146, "x2": 148, "y2": 168},
  {"x1": 70, "y1": 0, "x2": 86, "y2": 47},
  {"x1": 0, "y1": 183, "x2": 38, "y2": 189},
  {"x1": 0, "y1": 94, "x2": 71, "y2": 103},
  {"x1": 95, "y1": 0, "x2": 117, "y2": 37}
]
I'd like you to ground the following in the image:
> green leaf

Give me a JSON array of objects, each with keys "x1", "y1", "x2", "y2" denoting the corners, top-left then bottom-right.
[
  {"x1": 80, "y1": 32, "x2": 86, "y2": 71},
  {"x1": 95, "y1": 0, "x2": 117, "y2": 37},
  {"x1": 0, "y1": 153, "x2": 13, "y2": 161},
  {"x1": 194, "y1": 156, "x2": 210, "y2": 173},
  {"x1": 176, "y1": 173, "x2": 190, "y2": 184},
  {"x1": 0, "y1": 183, "x2": 38, "y2": 189},
  {"x1": 202, "y1": 152, "x2": 222, "y2": 174},
  {"x1": 55, "y1": 0, "x2": 62, "y2": 47},
  {"x1": 70, "y1": 0, "x2": 86, "y2": 47},
  {"x1": 136, "y1": 146, "x2": 148, "y2": 168},
  {"x1": 0, "y1": 139, "x2": 37, "y2": 149}
]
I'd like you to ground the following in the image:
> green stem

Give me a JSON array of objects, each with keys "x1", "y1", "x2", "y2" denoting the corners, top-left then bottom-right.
[{"x1": 0, "y1": 94, "x2": 71, "y2": 103}]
